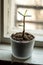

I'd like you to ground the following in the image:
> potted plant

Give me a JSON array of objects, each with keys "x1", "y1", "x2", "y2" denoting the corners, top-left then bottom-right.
[{"x1": 10, "y1": 10, "x2": 35, "y2": 59}]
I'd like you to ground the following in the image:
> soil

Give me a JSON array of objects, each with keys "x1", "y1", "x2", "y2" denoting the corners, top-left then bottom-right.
[{"x1": 11, "y1": 32, "x2": 34, "y2": 41}]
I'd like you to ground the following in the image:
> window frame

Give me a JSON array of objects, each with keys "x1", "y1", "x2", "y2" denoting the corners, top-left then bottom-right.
[
  {"x1": 16, "y1": 4, "x2": 43, "y2": 23},
  {"x1": 1, "y1": 0, "x2": 43, "y2": 47}
]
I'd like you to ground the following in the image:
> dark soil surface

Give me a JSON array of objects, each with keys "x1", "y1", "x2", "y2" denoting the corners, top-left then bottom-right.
[{"x1": 11, "y1": 32, "x2": 34, "y2": 41}]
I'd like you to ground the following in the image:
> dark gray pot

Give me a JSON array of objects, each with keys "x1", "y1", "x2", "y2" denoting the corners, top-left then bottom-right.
[{"x1": 10, "y1": 36, "x2": 35, "y2": 59}]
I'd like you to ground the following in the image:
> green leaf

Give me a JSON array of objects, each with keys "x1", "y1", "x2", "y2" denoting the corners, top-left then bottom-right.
[{"x1": 24, "y1": 10, "x2": 27, "y2": 16}]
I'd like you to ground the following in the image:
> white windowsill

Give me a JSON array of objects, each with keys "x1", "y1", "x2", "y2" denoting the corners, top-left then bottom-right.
[
  {"x1": 3, "y1": 27, "x2": 43, "y2": 47},
  {"x1": 0, "y1": 44, "x2": 43, "y2": 64},
  {"x1": 4, "y1": 33, "x2": 43, "y2": 42},
  {"x1": 4, "y1": 28, "x2": 43, "y2": 41},
  {"x1": 4, "y1": 28, "x2": 43, "y2": 46}
]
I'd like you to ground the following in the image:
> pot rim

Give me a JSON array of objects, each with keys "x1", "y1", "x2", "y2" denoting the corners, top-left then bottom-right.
[{"x1": 10, "y1": 36, "x2": 35, "y2": 43}]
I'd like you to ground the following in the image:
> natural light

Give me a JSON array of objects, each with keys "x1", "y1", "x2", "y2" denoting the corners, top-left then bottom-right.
[
  {"x1": 3, "y1": 0, "x2": 43, "y2": 46},
  {"x1": 4, "y1": 0, "x2": 43, "y2": 37},
  {"x1": 12, "y1": 0, "x2": 43, "y2": 31}
]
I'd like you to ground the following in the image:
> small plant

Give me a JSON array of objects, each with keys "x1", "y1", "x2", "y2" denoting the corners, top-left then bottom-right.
[
  {"x1": 11, "y1": 9, "x2": 34, "y2": 41},
  {"x1": 18, "y1": 10, "x2": 31, "y2": 39},
  {"x1": 11, "y1": 9, "x2": 35, "y2": 59}
]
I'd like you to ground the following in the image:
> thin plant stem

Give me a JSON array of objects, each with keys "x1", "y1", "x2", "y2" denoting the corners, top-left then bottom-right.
[{"x1": 22, "y1": 16, "x2": 25, "y2": 38}]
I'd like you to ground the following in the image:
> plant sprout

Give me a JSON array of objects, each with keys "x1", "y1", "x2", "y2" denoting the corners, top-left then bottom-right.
[{"x1": 18, "y1": 10, "x2": 31, "y2": 39}]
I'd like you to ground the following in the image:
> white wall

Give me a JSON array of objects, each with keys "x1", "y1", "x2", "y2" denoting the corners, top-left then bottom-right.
[{"x1": 0, "y1": 0, "x2": 1, "y2": 42}]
